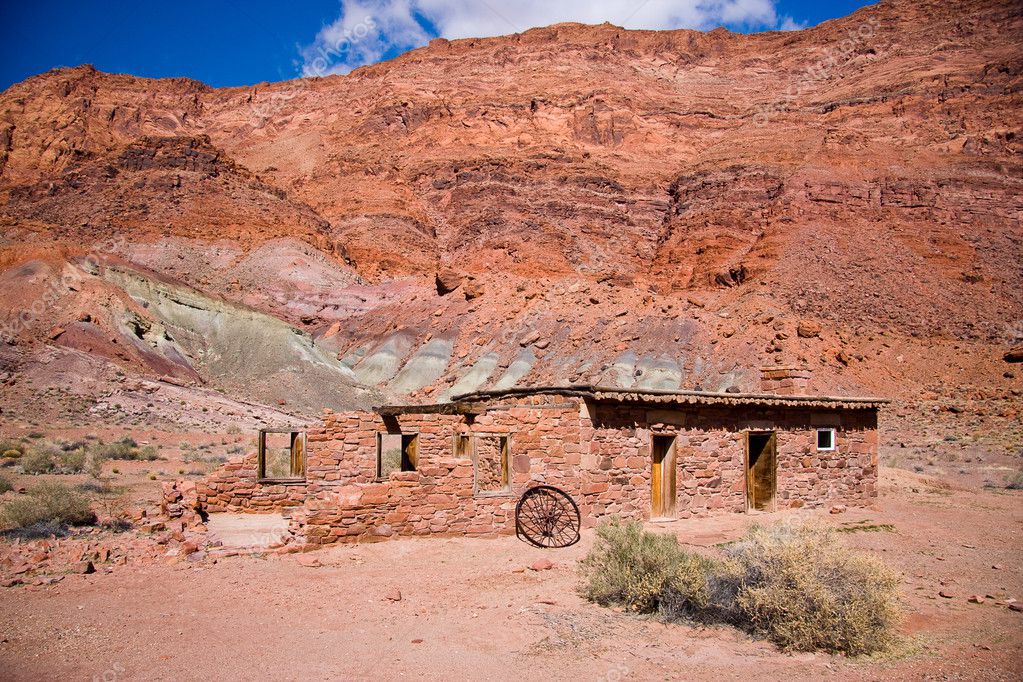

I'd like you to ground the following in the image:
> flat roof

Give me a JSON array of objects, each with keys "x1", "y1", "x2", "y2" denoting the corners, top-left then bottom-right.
[{"x1": 375, "y1": 385, "x2": 888, "y2": 415}]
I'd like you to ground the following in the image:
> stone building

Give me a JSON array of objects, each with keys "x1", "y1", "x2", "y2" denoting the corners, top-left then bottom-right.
[{"x1": 195, "y1": 368, "x2": 885, "y2": 545}]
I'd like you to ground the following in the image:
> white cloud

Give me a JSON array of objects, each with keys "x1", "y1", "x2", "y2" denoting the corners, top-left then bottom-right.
[
  {"x1": 301, "y1": 0, "x2": 790, "y2": 76},
  {"x1": 778, "y1": 15, "x2": 808, "y2": 31}
]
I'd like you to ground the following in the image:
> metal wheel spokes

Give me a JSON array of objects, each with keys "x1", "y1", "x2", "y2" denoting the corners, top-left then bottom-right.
[{"x1": 515, "y1": 485, "x2": 581, "y2": 548}]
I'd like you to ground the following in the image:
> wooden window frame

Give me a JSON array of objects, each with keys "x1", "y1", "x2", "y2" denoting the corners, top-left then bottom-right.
[
  {"x1": 376, "y1": 432, "x2": 419, "y2": 480},
  {"x1": 472, "y1": 433, "x2": 512, "y2": 497},
  {"x1": 816, "y1": 428, "x2": 837, "y2": 452},
  {"x1": 257, "y1": 429, "x2": 307, "y2": 483}
]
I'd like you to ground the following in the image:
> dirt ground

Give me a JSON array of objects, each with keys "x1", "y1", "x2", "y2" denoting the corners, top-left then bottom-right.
[{"x1": 0, "y1": 467, "x2": 1020, "y2": 682}]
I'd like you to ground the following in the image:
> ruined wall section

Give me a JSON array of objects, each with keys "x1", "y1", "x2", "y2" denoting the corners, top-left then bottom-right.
[{"x1": 292, "y1": 394, "x2": 587, "y2": 544}]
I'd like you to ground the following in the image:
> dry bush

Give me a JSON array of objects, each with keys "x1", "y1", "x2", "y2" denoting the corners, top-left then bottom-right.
[
  {"x1": 580, "y1": 519, "x2": 901, "y2": 657},
  {"x1": 724, "y1": 524, "x2": 900, "y2": 655},
  {"x1": 20, "y1": 444, "x2": 58, "y2": 474},
  {"x1": 0, "y1": 439, "x2": 25, "y2": 458},
  {"x1": 96, "y1": 438, "x2": 158, "y2": 461},
  {"x1": 0, "y1": 481, "x2": 97, "y2": 531},
  {"x1": 0, "y1": 474, "x2": 12, "y2": 494},
  {"x1": 57, "y1": 448, "x2": 87, "y2": 474},
  {"x1": 578, "y1": 518, "x2": 713, "y2": 613}
]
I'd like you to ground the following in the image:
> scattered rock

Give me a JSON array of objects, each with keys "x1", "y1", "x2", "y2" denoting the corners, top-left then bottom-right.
[
  {"x1": 829, "y1": 504, "x2": 847, "y2": 514},
  {"x1": 435, "y1": 268, "x2": 463, "y2": 295},
  {"x1": 529, "y1": 559, "x2": 554, "y2": 571},
  {"x1": 797, "y1": 320, "x2": 822, "y2": 338},
  {"x1": 1004, "y1": 346, "x2": 1023, "y2": 363},
  {"x1": 296, "y1": 555, "x2": 322, "y2": 568},
  {"x1": 72, "y1": 561, "x2": 96, "y2": 575},
  {"x1": 1009, "y1": 603, "x2": 1023, "y2": 613},
  {"x1": 384, "y1": 587, "x2": 402, "y2": 602},
  {"x1": 968, "y1": 595, "x2": 985, "y2": 604},
  {"x1": 939, "y1": 590, "x2": 955, "y2": 599}
]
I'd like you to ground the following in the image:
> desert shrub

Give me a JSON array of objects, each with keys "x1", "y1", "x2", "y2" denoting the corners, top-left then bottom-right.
[
  {"x1": 97, "y1": 440, "x2": 136, "y2": 460},
  {"x1": 137, "y1": 445, "x2": 158, "y2": 461},
  {"x1": 724, "y1": 524, "x2": 900, "y2": 655},
  {"x1": 580, "y1": 519, "x2": 900, "y2": 657},
  {"x1": 578, "y1": 518, "x2": 713, "y2": 613},
  {"x1": 20, "y1": 444, "x2": 58, "y2": 474},
  {"x1": 86, "y1": 449, "x2": 108, "y2": 479},
  {"x1": 0, "y1": 474, "x2": 12, "y2": 494},
  {"x1": 0, "y1": 439, "x2": 26, "y2": 457},
  {"x1": 1006, "y1": 468, "x2": 1023, "y2": 490},
  {"x1": 97, "y1": 438, "x2": 157, "y2": 461},
  {"x1": 0, "y1": 495, "x2": 49, "y2": 528},
  {"x1": 0, "y1": 481, "x2": 97, "y2": 532},
  {"x1": 57, "y1": 448, "x2": 87, "y2": 474}
]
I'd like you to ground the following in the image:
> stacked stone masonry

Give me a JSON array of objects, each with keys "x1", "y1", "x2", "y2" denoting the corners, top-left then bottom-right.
[{"x1": 195, "y1": 390, "x2": 880, "y2": 545}]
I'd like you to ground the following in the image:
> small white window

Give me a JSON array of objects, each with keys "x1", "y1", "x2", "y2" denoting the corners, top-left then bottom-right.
[{"x1": 816, "y1": 428, "x2": 836, "y2": 451}]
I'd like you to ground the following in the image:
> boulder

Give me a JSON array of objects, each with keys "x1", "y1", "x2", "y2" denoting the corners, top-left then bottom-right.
[
  {"x1": 797, "y1": 320, "x2": 822, "y2": 338},
  {"x1": 1004, "y1": 346, "x2": 1023, "y2": 363},
  {"x1": 435, "y1": 268, "x2": 463, "y2": 295}
]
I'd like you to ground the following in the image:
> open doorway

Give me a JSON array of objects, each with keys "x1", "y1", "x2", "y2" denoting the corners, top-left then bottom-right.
[
  {"x1": 746, "y1": 432, "x2": 777, "y2": 511},
  {"x1": 651, "y1": 435, "x2": 677, "y2": 518}
]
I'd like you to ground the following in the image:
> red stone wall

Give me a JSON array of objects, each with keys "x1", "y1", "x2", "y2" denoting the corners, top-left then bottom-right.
[{"x1": 195, "y1": 393, "x2": 879, "y2": 545}]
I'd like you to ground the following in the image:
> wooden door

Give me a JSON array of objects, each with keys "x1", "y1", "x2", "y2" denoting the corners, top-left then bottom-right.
[
  {"x1": 401, "y1": 434, "x2": 418, "y2": 471},
  {"x1": 290, "y1": 432, "x2": 304, "y2": 477},
  {"x1": 746, "y1": 432, "x2": 777, "y2": 511},
  {"x1": 651, "y1": 435, "x2": 677, "y2": 518}
]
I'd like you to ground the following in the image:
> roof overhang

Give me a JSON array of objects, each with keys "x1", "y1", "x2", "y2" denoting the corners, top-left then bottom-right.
[{"x1": 375, "y1": 385, "x2": 888, "y2": 415}]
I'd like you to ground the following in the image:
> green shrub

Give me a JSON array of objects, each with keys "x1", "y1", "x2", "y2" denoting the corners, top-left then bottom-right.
[
  {"x1": 137, "y1": 445, "x2": 158, "y2": 461},
  {"x1": 725, "y1": 524, "x2": 900, "y2": 655},
  {"x1": 57, "y1": 448, "x2": 87, "y2": 474},
  {"x1": 98, "y1": 440, "x2": 136, "y2": 460},
  {"x1": 579, "y1": 519, "x2": 900, "y2": 657},
  {"x1": 0, "y1": 439, "x2": 25, "y2": 457},
  {"x1": 20, "y1": 445, "x2": 57, "y2": 474},
  {"x1": 0, "y1": 474, "x2": 12, "y2": 494},
  {"x1": 0, "y1": 495, "x2": 49, "y2": 529},
  {"x1": 86, "y1": 450, "x2": 108, "y2": 479},
  {"x1": 578, "y1": 518, "x2": 713, "y2": 613},
  {"x1": 0, "y1": 481, "x2": 97, "y2": 531}
]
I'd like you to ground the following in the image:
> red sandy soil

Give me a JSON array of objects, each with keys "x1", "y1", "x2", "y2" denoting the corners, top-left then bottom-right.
[{"x1": 0, "y1": 468, "x2": 1019, "y2": 681}]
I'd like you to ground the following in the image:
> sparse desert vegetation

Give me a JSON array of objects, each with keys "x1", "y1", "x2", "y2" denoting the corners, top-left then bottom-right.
[
  {"x1": 0, "y1": 481, "x2": 97, "y2": 537},
  {"x1": 579, "y1": 519, "x2": 901, "y2": 656}
]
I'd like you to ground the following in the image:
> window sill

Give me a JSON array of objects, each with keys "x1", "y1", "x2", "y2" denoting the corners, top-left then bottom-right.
[
  {"x1": 257, "y1": 478, "x2": 307, "y2": 486},
  {"x1": 474, "y1": 489, "x2": 514, "y2": 499}
]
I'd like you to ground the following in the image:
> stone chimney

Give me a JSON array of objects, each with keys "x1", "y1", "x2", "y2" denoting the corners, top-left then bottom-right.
[{"x1": 760, "y1": 366, "x2": 812, "y2": 396}]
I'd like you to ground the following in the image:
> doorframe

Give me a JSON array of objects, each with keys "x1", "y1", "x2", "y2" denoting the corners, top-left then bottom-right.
[
  {"x1": 744, "y1": 430, "x2": 777, "y2": 512},
  {"x1": 650, "y1": 433, "x2": 677, "y2": 519}
]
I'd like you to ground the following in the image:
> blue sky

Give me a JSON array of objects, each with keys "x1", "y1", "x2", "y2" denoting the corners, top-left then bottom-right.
[{"x1": 1, "y1": 0, "x2": 875, "y2": 91}]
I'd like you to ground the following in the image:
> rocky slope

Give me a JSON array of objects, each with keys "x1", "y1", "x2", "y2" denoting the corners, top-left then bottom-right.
[{"x1": 0, "y1": 0, "x2": 1019, "y2": 445}]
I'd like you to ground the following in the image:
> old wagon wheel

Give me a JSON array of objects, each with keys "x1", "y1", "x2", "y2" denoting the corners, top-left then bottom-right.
[{"x1": 515, "y1": 485, "x2": 581, "y2": 548}]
